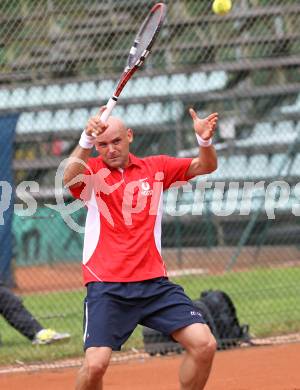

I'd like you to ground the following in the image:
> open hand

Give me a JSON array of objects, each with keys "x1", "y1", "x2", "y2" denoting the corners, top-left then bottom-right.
[{"x1": 189, "y1": 108, "x2": 218, "y2": 140}]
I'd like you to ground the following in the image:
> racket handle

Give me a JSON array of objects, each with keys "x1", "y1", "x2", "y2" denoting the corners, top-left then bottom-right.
[{"x1": 100, "y1": 97, "x2": 118, "y2": 123}]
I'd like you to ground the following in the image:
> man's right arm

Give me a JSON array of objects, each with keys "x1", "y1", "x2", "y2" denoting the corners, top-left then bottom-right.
[
  {"x1": 63, "y1": 109, "x2": 108, "y2": 189},
  {"x1": 63, "y1": 145, "x2": 92, "y2": 189}
]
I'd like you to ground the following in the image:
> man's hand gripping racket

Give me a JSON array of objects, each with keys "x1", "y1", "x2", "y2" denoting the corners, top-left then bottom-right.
[{"x1": 89, "y1": 3, "x2": 167, "y2": 137}]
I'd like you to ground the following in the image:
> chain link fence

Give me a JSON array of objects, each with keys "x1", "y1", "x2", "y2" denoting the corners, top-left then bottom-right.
[{"x1": 0, "y1": 0, "x2": 300, "y2": 367}]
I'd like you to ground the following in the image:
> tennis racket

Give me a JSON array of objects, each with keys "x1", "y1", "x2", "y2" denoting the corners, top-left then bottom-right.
[{"x1": 99, "y1": 2, "x2": 167, "y2": 123}]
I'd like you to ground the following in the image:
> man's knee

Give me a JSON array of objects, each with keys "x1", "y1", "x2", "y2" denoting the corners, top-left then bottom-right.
[
  {"x1": 178, "y1": 325, "x2": 217, "y2": 363},
  {"x1": 190, "y1": 331, "x2": 217, "y2": 362},
  {"x1": 84, "y1": 360, "x2": 108, "y2": 381},
  {"x1": 82, "y1": 348, "x2": 111, "y2": 382}
]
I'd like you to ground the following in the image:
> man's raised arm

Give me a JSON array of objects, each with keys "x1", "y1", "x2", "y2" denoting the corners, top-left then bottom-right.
[
  {"x1": 63, "y1": 110, "x2": 108, "y2": 189},
  {"x1": 186, "y1": 108, "x2": 218, "y2": 178}
]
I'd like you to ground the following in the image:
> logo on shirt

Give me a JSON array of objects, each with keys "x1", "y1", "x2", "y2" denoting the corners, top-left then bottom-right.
[{"x1": 141, "y1": 180, "x2": 153, "y2": 196}]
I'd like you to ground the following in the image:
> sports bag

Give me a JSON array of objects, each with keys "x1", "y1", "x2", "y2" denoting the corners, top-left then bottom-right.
[
  {"x1": 198, "y1": 290, "x2": 251, "y2": 349},
  {"x1": 143, "y1": 289, "x2": 251, "y2": 355}
]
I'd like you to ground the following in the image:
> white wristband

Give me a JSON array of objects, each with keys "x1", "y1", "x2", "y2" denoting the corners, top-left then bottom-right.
[
  {"x1": 79, "y1": 130, "x2": 95, "y2": 149},
  {"x1": 195, "y1": 133, "x2": 212, "y2": 147}
]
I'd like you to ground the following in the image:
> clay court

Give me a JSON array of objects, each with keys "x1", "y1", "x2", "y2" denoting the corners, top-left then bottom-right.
[
  {"x1": 6, "y1": 252, "x2": 299, "y2": 389},
  {"x1": 14, "y1": 245, "x2": 300, "y2": 294},
  {"x1": 1, "y1": 342, "x2": 299, "y2": 389}
]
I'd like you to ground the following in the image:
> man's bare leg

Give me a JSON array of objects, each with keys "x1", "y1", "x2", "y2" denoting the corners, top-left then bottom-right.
[
  {"x1": 75, "y1": 347, "x2": 112, "y2": 390},
  {"x1": 172, "y1": 323, "x2": 216, "y2": 390}
]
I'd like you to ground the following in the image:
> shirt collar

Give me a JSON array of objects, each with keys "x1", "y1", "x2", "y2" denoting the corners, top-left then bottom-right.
[{"x1": 127, "y1": 153, "x2": 143, "y2": 168}]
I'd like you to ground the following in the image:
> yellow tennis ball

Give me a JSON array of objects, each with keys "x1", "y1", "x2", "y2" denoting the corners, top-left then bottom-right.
[{"x1": 212, "y1": 0, "x2": 232, "y2": 15}]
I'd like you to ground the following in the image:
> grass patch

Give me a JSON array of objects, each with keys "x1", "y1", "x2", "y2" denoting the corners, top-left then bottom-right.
[
  {"x1": 173, "y1": 266, "x2": 300, "y2": 337},
  {"x1": 1, "y1": 266, "x2": 300, "y2": 365},
  {"x1": 0, "y1": 289, "x2": 85, "y2": 365}
]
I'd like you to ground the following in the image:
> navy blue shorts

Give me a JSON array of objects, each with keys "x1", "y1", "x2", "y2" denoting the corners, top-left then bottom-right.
[{"x1": 83, "y1": 277, "x2": 205, "y2": 351}]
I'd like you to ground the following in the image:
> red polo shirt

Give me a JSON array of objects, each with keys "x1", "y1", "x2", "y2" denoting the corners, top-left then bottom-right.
[{"x1": 70, "y1": 153, "x2": 193, "y2": 283}]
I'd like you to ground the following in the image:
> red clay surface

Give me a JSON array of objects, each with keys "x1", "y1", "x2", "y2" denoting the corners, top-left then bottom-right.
[
  {"x1": 1, "y1": 343, "x2": 300, "y2": 389},
  {"x1": 14, "y1": 246, "x2": 300, "y2": 294}
]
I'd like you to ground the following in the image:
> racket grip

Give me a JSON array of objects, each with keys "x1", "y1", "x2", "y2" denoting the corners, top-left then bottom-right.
[{"x1": 100, "y1": 97, "x2": 118, "y2": 123}]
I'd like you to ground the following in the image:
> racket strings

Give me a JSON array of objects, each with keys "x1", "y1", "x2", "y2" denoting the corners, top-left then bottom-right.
[{"x1": 128, "y1": 8, "x2": 164, "y2": 68}]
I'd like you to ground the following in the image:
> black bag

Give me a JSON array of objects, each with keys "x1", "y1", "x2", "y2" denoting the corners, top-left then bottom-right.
[
  {"x1": 143, "y1": 289, "x2": 251, "y2": 355},
  {"x1": 142, "y1": 326, "x2": 183, "y2": 356},
  {"x1": 198, "y1": 290, "x2": 251, "y2": 349}
]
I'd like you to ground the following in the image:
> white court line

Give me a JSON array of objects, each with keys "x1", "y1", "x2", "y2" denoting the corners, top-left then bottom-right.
[{"x1": 167, "y1": 268, "x2": 207, "y2": 277}]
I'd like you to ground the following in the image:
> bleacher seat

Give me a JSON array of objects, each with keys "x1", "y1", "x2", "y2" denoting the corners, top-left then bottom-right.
[
  {"x1": 169, "y1": 74, "x2": 189, "y2": 95},
  {"x1": 42, "y1": 85, "x2": 62, "y2": 105},
  {"x1": 268, "y1": 153, "x2": 291, "y2": 177},
  {"x1": 151, "y1": 76, "x2": 169, "y2": 96},
  {"x1": 164, "y1": 101, "x2": 184, "y2": 121},
  {"x1": 16, "y1": 112, "x2": 35, "y2": 133},
  {"x1": 61, "y1": 83, "x2": 79, "y2": 103},
  {"x1": 0, "y1": 70, "x2": 235, "y2": 114},
  {"x1": 226, "y1": 155, "x2": 247, "y2": 180},
  {"x1": 243, "y1": 122, "x2": 274, "y2": 146},
  {"x1": 98, "y1": 80, "x2": 114, "y2": 100},
  {"x1": 51, "y1": 109, "x2": 71, "y2": 131},
  {"x1": 89, "y1": 107, "x2": 100, "y2": 117},
  {"x1": 8, "y1": 88, "x2": 26, "y2": 108},
  {"x1": 26, "y1": 86, "x2": 45, "y2": 106},
  {"x1": 0, "y1": 89, "x2": 10, "y2": 109},
  {"x1": 143, "y1": 103, "x2": 165, "y2": 125},
  {"x1": 247, "y1": 154, "x2": 269, "y2": 179},
  {"x1": 273, "y1": 121, "x2": 296, "y2": 143},
  {"x1": 210, "y1": 155, "x2": 248, "y2": 181},
  {"x1": 187, "y1": 72, "x2": 207, "y2": 93},
  {"x1": 131, "y1": 77, "x2": 153, "y2": 97},
  {"x1": 112, "y1": 105, "x2": 126, "y2": 120},
  {"x1": 32, "y1": 111, "x2": 53, "y2": 132},
  {"x1": 125, "y1": 104, "x2": 145, "y2": 126},
  {"x1": 69, "y1": 108, "x2": 89, "y2": 130},
  {"x1": 236, "y1": 121, "x2": 297, "y2": 147},
  {"x1": 254, "y1": 122, "x2": 273, "y2": 139},
  {"x1": 207, "y1": 71, "x2": 227, "y2": 90},
  {"x1": 77, "y1": 81, "x2": 99, "y2": 101}
]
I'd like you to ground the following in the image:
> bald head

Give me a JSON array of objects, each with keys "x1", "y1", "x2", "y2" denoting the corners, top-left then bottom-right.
[
  {"x1": 96, "y1": 116, "x2": 127, "y2": 141},
  {"x1": 94, "y1": 116, "x2": 133, "y2": 169},
  {"x1": 107, "y1": 116, "x2": 127, "y2": 131}
]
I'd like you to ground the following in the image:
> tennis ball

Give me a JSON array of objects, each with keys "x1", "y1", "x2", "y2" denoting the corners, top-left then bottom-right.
[{"x1": 212, "y1": 0, "x2": 232, "y2": 15}]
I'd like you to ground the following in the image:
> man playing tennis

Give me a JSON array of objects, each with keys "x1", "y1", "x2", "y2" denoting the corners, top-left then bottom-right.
[{"x1": 64, "y1": 106, "x2": 218, "y2": 390}]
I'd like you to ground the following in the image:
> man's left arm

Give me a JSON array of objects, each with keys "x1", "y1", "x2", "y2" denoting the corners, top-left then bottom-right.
[{"x1": 186, "y1": 108, "x2": 218, "y2": 178}]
